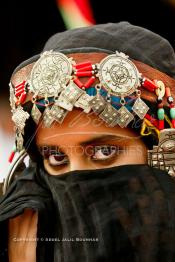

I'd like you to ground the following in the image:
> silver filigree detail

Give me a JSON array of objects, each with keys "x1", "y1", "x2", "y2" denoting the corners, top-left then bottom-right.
[
  {"x1": 29, "y1": 51, "x2": 73, "y2": 97},
  {"x1": 98, "y1": 52, "x2": 141, "y2": 96},
  {"x1": 12, "y1": 106, "x2": 30, "y2": 132}
]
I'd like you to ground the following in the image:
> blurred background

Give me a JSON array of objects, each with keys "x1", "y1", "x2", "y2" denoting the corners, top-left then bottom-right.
[{"x1": 0, "y1": 0, "x2": 175, "y2": 181}]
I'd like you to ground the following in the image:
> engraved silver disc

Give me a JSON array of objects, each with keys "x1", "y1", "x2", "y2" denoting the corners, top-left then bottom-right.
[
  {"x1": 30, "y1": 51, "x2": 72, "y2": 97},
  {"x1": 98, "y1": 52, "x2": 141, "y2": 96}
]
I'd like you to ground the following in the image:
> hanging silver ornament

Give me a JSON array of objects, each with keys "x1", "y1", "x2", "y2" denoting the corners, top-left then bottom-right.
[
  {"x1": 12, "y1": 106, "x2": 30, "y2": 132},
  {"x1": 56, "y1": 81, "x2": 84, "y2": 111},
  {"x1": 132, "y1": 98, "x2": 149, "y2": 119},
  {"x1": 31, "y1": 104, "x2": 42, "y2": 124},
  {"x1": 116, "y1": 106, "x2": 134, "y2": 128}
]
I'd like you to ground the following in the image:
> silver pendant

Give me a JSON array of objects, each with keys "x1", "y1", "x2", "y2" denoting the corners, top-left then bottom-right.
[
  {"x1": 16, "y1": 131, "x2": 24, "y2": 151},
  {"x1": 12, "y1": 106, "x2": 30, "y2": 132},
  {"x1": 132, "y1": 98, "x2": 149, "y2": 119},
  {"x1": 29, "y1": 51, "x2": 73, "y2": 97},
  {"x1": 99, "y1": 103, "x2": 119, "y2": 126},
  {"x1": 148, "y1": 128, "x2": 175, "y2": 177},
  {"x1": 117, "y1": 106, "x2": 134, "y2": 128},
  {"x1": 31, "y1": 104, "x2": 42, "y2": 124},
  {"x1": 98, "y1": 51, "x2": 141, "y2": 96},
  {"x1": 56, "y1": 81, "x2": 84, "y2": 111},
  {"x1": 43, "y1": 107, "x2": 55, "y2": 128},
  {"x1": 49, "y1": 105, "x2": 68, "y2": 124},
  {"x1": 88, "y1": 94, "x2": 106, "y2": 115},
  {"x1": 74, "y1": 93, "x2": 93, "y2": 113}
]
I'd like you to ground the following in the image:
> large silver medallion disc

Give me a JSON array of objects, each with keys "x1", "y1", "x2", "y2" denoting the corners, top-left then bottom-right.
[
  {"x1": 98, "y1": 52, "x2": 141, "y2": 96},
  {"x1": 29, "y1": 51, "x2": 72, "y2": 96}
]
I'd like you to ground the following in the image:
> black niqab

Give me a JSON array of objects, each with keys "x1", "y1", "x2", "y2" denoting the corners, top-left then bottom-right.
[{"x1": 1, "y1": 164, "x2": 175, "y2": 261}]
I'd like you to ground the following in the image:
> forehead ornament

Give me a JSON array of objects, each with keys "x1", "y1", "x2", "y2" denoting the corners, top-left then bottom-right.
[{"x1": 9, "y1": 50, "x2": 175, "y2": 159}]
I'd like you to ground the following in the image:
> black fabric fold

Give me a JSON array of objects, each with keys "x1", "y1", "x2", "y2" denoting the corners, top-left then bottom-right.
[
  {"x1": 1, "y1": 164, "x2": 175, "y2": 261},
  {"x1": 13, "y1": 22, "x2": 175, "y2": 78},
  {"x1": 0, "y1": 166, "x2": 54, "y2": 262}
]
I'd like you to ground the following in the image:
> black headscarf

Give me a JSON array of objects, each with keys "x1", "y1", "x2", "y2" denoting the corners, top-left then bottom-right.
[{"x1": 13, "y1": 22, "x2": 175, "y2": 78}]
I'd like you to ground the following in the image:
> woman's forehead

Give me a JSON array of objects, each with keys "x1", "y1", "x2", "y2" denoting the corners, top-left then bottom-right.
[{"x1": 35, "y1": 108, "x2": 140, "y2": 146}]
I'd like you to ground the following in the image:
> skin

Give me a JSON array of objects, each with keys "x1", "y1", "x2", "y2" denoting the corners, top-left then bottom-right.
[
  {"x1": 8, "y1": 52, "x2": 148, "y2": 261},
  {"x1": 36, "y1": 108, "x2": 147, "y2": 175},
  {"x1": 8, "y1": 210, "x2": 37, "y2": 262}
]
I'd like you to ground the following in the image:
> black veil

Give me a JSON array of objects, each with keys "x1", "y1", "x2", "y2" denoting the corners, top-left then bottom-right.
[{"x1": 1, "y1": 163, "x2": 175, "y2": 261}]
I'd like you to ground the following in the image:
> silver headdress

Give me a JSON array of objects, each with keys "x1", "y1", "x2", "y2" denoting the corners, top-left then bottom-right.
[{"x1": 9, "y1": 50, "x2": 175, "y2": 177}]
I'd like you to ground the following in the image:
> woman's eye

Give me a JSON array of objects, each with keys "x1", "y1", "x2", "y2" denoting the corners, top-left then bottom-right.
[
  {"x1": 92, "y1": 145, "x2": 119, "y2": 161},
  {"x1": 48, "y1": 154, "x2": 69, "y2": 166}
]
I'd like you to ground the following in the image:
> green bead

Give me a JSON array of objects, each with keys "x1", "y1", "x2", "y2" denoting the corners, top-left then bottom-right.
[
  {"x1": 170, "y1": 108, "x2": 175, "y2": 119},
  {"x1": 157, "y1": 108, "x2": 164, "y2": 120}
]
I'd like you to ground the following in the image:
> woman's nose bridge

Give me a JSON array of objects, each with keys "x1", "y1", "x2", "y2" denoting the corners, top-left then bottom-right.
[
  {"x1": 69, "y1": 160, "x2": 87, "y2": 171},
  {"x1": 68, "y1": 144, "x2": 89, "y2": 171}
]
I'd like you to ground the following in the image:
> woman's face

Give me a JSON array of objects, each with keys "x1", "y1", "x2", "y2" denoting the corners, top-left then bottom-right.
[{"x1": 36, "y1": 108, "x2": 147, "y2": 175}]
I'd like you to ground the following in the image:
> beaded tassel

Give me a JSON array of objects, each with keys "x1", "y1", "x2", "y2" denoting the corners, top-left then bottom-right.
[
  {"x1": 157, "y1": 101, "x2": 165, "y2": 130},
  {"x1": 165, "y1": 87, "x2": 175, "y2": 128},
  {"x1": 152, "y1": 80, "x2": 165, "y2": 130}
]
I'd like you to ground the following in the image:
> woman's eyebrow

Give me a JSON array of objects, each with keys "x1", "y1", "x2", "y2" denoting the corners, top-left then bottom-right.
[
  {"x1": 37, "y1": 134, "x2": 137, "y2": 150},
  {"x1": 37, "y1": 136, "x2": 120, "y2": 151},
  {"x1": 80, "y1": 135, "x2": 129, "y2": 146}
]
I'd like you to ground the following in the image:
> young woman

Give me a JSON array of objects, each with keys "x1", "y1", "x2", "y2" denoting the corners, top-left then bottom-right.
[{"x1": 1, "y1": 22, "x2": 175, "y2": 262}]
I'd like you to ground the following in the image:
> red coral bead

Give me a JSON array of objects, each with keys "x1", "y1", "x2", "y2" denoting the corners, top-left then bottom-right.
[
  {"x1": 76, "y1": 65, "x2": 94, "y2": 72},
  {"x1": 75, "y1": 62, "x2": 91, "y2": 69},
  {"x1": 73, "y1": 78, "x2": 83, "y2": 88},
  {"x1": 172, "y1": 119, "x2": 175, "y2": 128},
  {"x1": 142, "y1": 78, "x2": 158, "y2": 92},
  {"x1": 84, "y1": 76, "x2": 96, "y2": 88},
  {"x1": 158, "y1": 120, "x2": 164, "y2": 130},
  {"x1": 8, "y1": 150, "x2": 15, "y2": 163},
  {"x1": 75, "y1": 71, "x2": 94, "y2": 77},
  {"x1": 19, "y1": 92, "x2": 27, "y2": 104}
]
